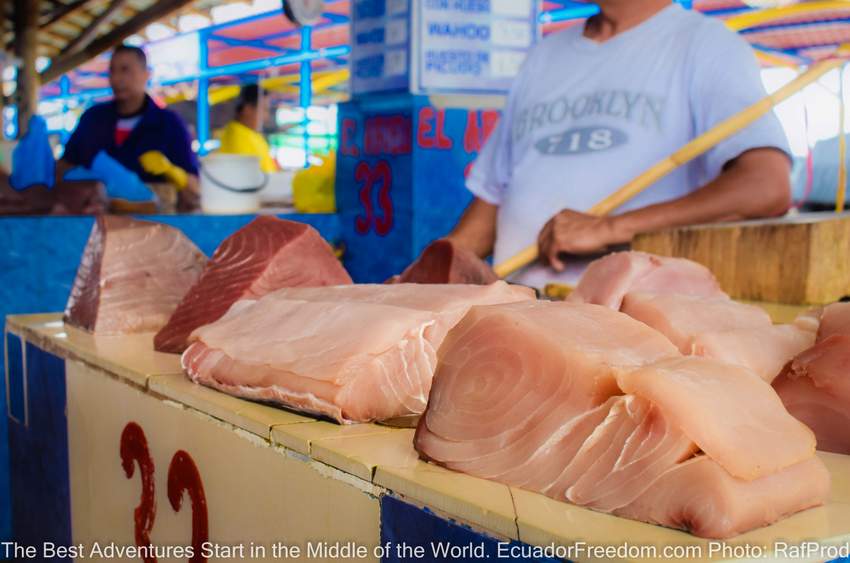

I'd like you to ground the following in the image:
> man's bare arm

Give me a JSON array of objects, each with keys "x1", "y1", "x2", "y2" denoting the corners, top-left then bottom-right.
[
  {"x1": 178, "y1": 174, "x2": 201, "y2": 212},
  {"x1": 55, "y1": 158, "x2": 73, "y2": 186},
  {"x1": 445, "y1": 197, "x2": 499, "y2": 258},
  {"x1": 538, "y1": 148, "x2": 791, "y2": 270},
  {"x1": 615, "y1": 147, "x2": 791, "y2": 234}
]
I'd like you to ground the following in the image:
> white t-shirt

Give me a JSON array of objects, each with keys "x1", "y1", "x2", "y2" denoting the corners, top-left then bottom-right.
[{"x1": 466, "y1": 4, "x2": 790, "y2": 288}]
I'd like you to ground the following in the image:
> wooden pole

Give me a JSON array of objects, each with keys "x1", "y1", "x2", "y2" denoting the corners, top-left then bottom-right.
[
  {"x1": 494, "y1": 56, "x2": 845, "y2": 279},
  {"x1": 13, "y1": 0, "x2": 39, "y2": 137},
  {"x1": 838, "y1": 63, "x2": 847, "y2": 213}
]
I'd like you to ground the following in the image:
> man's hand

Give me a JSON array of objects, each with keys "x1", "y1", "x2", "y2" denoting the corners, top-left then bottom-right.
[
  {"x1": 177, "y1": 174, "x2": 201, "y2": 212},
  {"x1": 537, "y1": 210, "x2": 630, "y2": 271}
]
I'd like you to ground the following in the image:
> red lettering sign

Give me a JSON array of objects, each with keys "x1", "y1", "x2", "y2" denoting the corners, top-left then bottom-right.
[
  {"x1": 340, "y1": 118, "x2": 359, "y2": 157},
  {"x1": 481, "y1": 110, "x2": 499, "y2": 144},
  {"x1": 417, "y1": 107, "x2": 452, "y2": 150},
  {"x1": 463, "y1": 110, "x2": 501, "y2": 154},
  {"x1": 364, "y1": 115, "x2": 411, "y2": 156},
  {"x1": 355, "y1": 160, "x2": 394, "y2": 236},
  {"x1": 463, "y1": 112, "x2": 481, "y2": 154}
]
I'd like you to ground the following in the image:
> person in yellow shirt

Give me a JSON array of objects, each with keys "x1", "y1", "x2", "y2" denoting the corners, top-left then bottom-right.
[{"x1": 218, "y1": 84, "x2": 279, "y2": 173}]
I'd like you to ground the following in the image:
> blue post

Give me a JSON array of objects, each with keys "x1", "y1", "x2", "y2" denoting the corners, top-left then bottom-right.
[
  {"x1": 197, "y1": 30, "x2": 211, "y2": 156},
  {"x1": 59, "y1": 75, "x2": 71, "y2": 144},
  {"x1": 300, "y1": 26, "x2": 313, "y2": 168}
]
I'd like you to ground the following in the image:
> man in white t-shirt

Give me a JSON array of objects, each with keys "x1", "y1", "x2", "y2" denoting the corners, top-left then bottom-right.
[{"x1": 446, "y1": 0, "x2": 791, "y2": 287}]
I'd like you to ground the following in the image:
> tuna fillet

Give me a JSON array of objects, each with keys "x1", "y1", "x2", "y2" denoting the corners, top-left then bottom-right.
[
  {"x1": 616, "y1": 455, "x2": 830, "y2": 539},
  {"x1": 774, "y1": 303, "x2": 850, "y2": 454},
  {"x1": 616, "y1": 356, "x2": 816, "y2": 480},
  {"x1": 154, "y1": 216, "x2": 351, "y2": 353},
  {"x1": 416, "y1": 302, "x2": 827, "y2": 538},
  {"x1": 568, "y1": 251, "x2": 726, "y2": 309},
  {"x1": 817, "y1": 302, "x2": 850, "y2": 340},
  {"x1": 621, "y1": 293, "x2": 813, "y2": 381},
  {"x1": 64, "y1": 215, "x2": 206, "y2": 334},
  {"x1": 415, "y1": 301, "x2": 682, "y2": 497},
  {"x1": 395, "y1": 240, "x2": 498, "y2": 284},
  {"x1": 182, "y1": 283, "x2": 533, "y2": 423}
]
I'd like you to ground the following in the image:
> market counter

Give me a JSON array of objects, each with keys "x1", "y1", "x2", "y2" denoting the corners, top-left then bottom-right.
[{"x1": 6, "y1": 313, "x2": 850, "y2": 563}]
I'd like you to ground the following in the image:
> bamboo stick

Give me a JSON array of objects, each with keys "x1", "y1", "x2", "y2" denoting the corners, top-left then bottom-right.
[
  {"x1": 838, "y1": 64, "x2": 847, "y2": 213},
  {"x1": 494, "y1": 57, "x2": 845, "y2": 279}
]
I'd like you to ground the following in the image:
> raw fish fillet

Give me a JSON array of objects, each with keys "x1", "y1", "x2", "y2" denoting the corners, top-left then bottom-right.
[
  {"x1": 621, "y1": 293, "x2": 813, "y2": 381},
  {"x1": 231, "y1": 281, "x2": 533, "y2": 345},
  {"x1": 568, "y1": 251, "x2": 726, "y2": 309},
  {"x1": 183, "y1": 283, "x2": 533, "y2": 423},
  {"x1": 691, "y1": 325, "x2": 815, "y2": 383},
  {"x1": 155, "y1": 216, "x2": 351, "y2": 353},
  {"x1": 415, "y1": 301, "x2": 680, "y2": 480},
  {"x1": 416, "y1": 302, "x2": 826, "y2": 538},
  {"x1": 616, "y1": 357, "x2": 816, "y2": 480},
  {"x1": 793, "y1": 307, "x2": 823, "y2": 334},
  {"x1": 64, "y1": 215, "x2": 206, "y2": 334},
  {"x1": 817, "y1": 302, "x2": 850, "y2": 340},
  {"x1": 615, "y1": 455, "x2": 829, "y2": 539},
  {"x1": 774, "y1": 333, "x2": 850, "y2": 454},
  {"x1": 395, "y1": 239, "x2": 498, "y2": 285}
]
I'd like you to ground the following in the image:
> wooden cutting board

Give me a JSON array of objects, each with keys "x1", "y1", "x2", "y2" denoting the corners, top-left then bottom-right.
[{"x1": 632, "y1": 212, "x2": 850, "y2": 305}]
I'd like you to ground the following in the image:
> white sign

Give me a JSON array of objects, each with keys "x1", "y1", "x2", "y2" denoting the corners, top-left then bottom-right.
[
  {"x1": 350, "y1": 0, "x2": 411, "y2": 95},
  {"x1": 418, "y1": 0, "x2": 536, "y2": 93}
]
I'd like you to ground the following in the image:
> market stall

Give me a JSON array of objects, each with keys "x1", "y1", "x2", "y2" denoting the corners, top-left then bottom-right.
[
  {"x1": 6, "y1": 312, "x2": 850, "y2": 562},
  {"x1": 3, "y1": 0, "x2": 850, "y2": 560}
]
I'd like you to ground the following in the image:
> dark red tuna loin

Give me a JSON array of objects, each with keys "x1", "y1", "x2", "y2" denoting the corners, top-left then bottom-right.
[
  {"x1": 397, "y1": 240, "x2": 498, "y2": 285},
  {"x1": 154, "y1": 216, "x2": 352, "y2": 353},
  {"x1": 64, "y1": 215, "x2": 207, "y2": 334}
]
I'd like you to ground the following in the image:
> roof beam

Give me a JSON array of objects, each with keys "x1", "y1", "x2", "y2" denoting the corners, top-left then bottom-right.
[
  {"x1": 62, "y1": 0, "x2": 129, "y2": 54},
  {"x1": 40, "y1": 0, "x2": 92, "y2": 29},
  {"x1": 41, "y1": 0, "x2": 194, "y2": 83}
]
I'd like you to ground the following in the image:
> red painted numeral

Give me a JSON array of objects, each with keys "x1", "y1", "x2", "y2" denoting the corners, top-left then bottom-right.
[
  {"x1": 354, "y1": 160, "x2": 394, "y2": 236},
  {"x1": 168, "y1": 451, "x2": 209, "y2": 563},
  {"x1": 120, "y1": 423, "x2": 210, "y2": 563},
  {"x1": 120, "y1": 423, "x2": 157, "y2": 563}
]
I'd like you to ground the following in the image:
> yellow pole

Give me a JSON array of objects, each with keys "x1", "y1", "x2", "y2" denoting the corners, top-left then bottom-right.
[
  {"x1": 838, "y1": 63, "x2": 847, "y2": 213},
  {"x1": 494, "y1": 57, "x2": 845, "y2": 279},
  {"x1": 724, "y1": 1, "x2": 850, "y2": 32}
]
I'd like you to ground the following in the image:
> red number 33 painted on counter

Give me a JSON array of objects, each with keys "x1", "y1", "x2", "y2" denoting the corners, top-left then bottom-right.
[
  {"x1": 120, "y1": 422, "x2": 209, "y2": 563},
  {"x1": 355, "y1": 160, "x2": 394, "y2": 236}
]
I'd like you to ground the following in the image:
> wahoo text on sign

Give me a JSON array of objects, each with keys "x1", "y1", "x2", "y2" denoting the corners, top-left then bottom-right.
[{"x1": 427, "y1": 22, "x2": 490, "y2": 40}]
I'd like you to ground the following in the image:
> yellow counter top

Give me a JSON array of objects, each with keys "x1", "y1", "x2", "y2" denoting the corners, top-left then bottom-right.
[{"x1": 8, "y1": 313, "x2": 850, "y2": 562}]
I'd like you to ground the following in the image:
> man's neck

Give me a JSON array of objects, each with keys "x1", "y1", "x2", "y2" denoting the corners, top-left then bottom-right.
[
  {"x1": 236, "y1": 115, "x2": 257, "y2": 131},
  {"x1": 585, "y1": 0, "x2": 672, "y2": 42},
  {"x1": 115, "y1": 95, "x2": 146, "y2": 117}
]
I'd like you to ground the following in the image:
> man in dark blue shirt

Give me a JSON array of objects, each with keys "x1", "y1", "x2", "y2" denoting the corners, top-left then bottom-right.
[{"x1": 58, "y1": 45, "x2": 200, "y2": 211}]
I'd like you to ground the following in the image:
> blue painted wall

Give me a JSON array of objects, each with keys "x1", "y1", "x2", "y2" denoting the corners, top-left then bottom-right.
[
  {"x1": 336, "y1": 94, "x2": 498, "y2": 282},
  {"x1": 380, "y1": 495, "x2": 558, "y2": 563},
  {"x1": 6, "y1": 339, "x2": 70, "y2": 559},
  {"x1": 0, "y1": 212, "x2": 341, "y2": 548}
]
